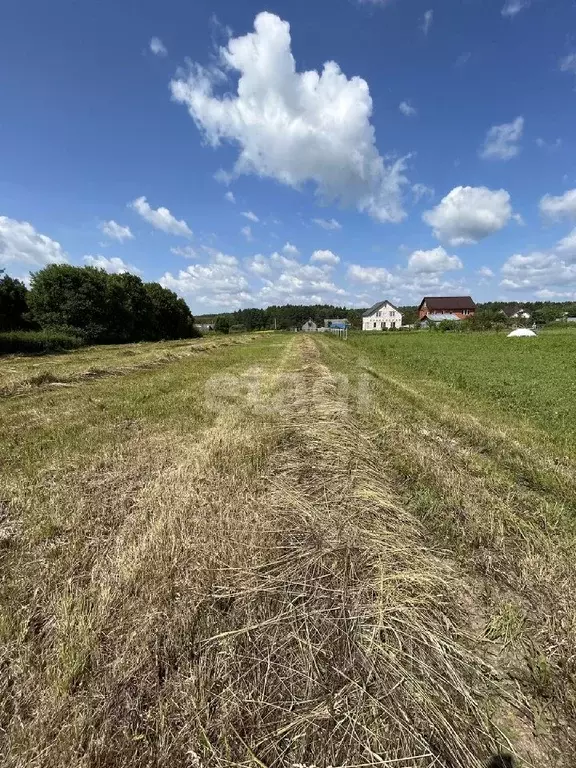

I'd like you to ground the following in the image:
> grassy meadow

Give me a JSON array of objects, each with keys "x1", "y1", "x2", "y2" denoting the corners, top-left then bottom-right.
[
  {"x1": 1, "y1": 330, "x2": 575, "y2": 767},
  {"x1": 346, "y1": 327, "x2": 576, "y2": 456}
]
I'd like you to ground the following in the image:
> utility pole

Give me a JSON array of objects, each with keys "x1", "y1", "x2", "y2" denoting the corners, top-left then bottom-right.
[{"x1": 274, "y1": 317, "x2": 277, "y2": 331}]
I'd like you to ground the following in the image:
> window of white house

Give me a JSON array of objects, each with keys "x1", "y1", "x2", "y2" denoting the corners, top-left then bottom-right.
[{"x1": 373, "y1": 322, "x2": 377, "y2": 328}]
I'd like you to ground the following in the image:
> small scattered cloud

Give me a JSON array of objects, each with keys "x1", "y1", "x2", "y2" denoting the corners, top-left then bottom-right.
[
  {"x1": 455, "y1": 52, "x2": 471, "y2": 68},
  {"x1": 480, "y1": 116, "x2": 524, "y2": 161},
  {"x1": 539, "y1": 188, "x2": 576, "y2": 220},
  {"x1": 501, "y1": 0, "x2": 530, "y2": 17},
  {"x1": 149, "y1": 37, "x2": 167, "y2": 57},
  {"x1": 129, "y1": 196, "x2": 193, "y2": 237},
  {"x1": 171, "y1": 245, "x2": 197, "y2": 258},
  {"x1": 0, "y1": 216, "x2": 68, "y2": 266},
  {"x1": 241, "y1": 210, "x2": 259, "y2": 223},
  {"x1": 100, "y1": 220, "x2": 134, "y2": 242},
  {"x1": 423, "y1": 186, "x2": 513, "y2": 246},
  {"x1": 412, "y1": 183, "x2": 435, "y2": 203},
  {"x1": 399, "y1": 101, "x2": 417, "y2": 117},
  {"x1": 241, "y1": 225, "x2": 253, "y2": 241},
  {"x1": 224, "y1": 191, "x2": 236, "y2": 203},
  {"x1": 312, "y1": 217, "x2": 342, "y2": 231},
  {"x1": 560, "y1": 53, "x2": 576, "y2": 78},
  {"x1": 84, "y1": 255, "x2": 141, "y2": 274},
  {"x1": 311, "y1": 249, "x2": 340, "y2": 265},
  {"x1": 477, "y1": 266, "x2": 495, "y2": 278},
  {"x1": 536, "y1": 137, "x2": 562, "y2": 151},
  {"x1": 282, "y1": 242, "x2": 299, "y2": 256},
  {"x1": 421, "y1": 9, "x2": 433, "y2": 35}
]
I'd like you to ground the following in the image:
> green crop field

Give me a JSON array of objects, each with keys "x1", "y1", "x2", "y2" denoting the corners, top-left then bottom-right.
[
  {"x1": 1, "y1": 331, "x2": 575, "y2": 768},
  {"x1": 346, "y1": 327, "x2": 576, "y2": 456}
]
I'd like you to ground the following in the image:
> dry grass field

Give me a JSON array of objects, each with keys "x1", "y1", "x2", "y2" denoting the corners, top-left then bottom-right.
[{"x1": 1, "y1": 331, "x2": 575, "y2": 767}]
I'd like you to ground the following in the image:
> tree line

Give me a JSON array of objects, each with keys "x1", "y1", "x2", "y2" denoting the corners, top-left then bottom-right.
[
  {"x1": 197, "y1": 305, "x2": 367, "y2": 332},
  {"x1": 198, "y1": 300, "x2": 576, "y2": 333},
  {"x1": 0, "y1": 265, "x2": 198, "y2": 344}
]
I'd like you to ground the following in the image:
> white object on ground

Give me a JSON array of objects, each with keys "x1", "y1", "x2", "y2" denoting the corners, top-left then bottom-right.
[{"x1": 507, "y1": 328, "x2": 537, "y2": 337}]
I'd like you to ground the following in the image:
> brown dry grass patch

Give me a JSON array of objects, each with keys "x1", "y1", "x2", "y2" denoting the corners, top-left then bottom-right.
[{"x1": 0, "y1": 334, "x2": 558, "y2": 767}]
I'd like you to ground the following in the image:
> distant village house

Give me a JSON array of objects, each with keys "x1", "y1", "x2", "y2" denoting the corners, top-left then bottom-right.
[
  {"x1": 501, "y1": 305, "x2": 531, "y2": 320},
  {"x1": 418, "y1": 296, "x2": 476, "y2": 321},
  {"x1": 302, "y1": 319, "x2": 317, "y2": 332},
  {"x1": 362, "y1": 301, "x2": 403, "y2": 330}
]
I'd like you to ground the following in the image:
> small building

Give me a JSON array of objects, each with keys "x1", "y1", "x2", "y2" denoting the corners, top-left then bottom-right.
[
  {"x1": 418, "y1": 296, "x2": 476, "y2": 320},
  {"x1": 502, "y1": 305, "x2": 531, "y2": 320},
  {"x1": 324, "y1": 318, "x2": 350, "y2": 329},
  {"x1": 420, "y1": 312, "x2": 461, "y2": 327},
  {"x1": 302, "y1": 318, "x2": 317, "y2": 332},
  {"x1": 194, "y1": 323, "x2": 213, "y2": 332},
  {"x1": 362, "y1": 301, "x2": 403, "y2": 330}
]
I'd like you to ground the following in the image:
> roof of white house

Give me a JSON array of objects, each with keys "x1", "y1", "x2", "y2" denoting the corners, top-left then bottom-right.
[{"x1": 362, "y1": 300, "x2": 399, "y2": 317}]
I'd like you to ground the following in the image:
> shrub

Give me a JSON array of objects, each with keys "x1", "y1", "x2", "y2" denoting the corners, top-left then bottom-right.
[{"x1": 0, "y1": 330, "x2": 84, "y2": 356}]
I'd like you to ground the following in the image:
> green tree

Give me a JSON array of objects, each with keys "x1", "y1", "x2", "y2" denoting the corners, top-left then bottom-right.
[
  {"x1": 0, "y1": 272, "x2": 29, "y2": 330},
  {"x1": 214, "y1": 316, "x2": 230, "y2": 334},
  {"x1": 27, "y1": 264, "x2": 198, "y2": 344},
  {"x1": 144, "y1": 282, "x2": 198, "y2": 340},
  {"x1": 28, "y1": 265, "x2": 110, "y2": 341}
]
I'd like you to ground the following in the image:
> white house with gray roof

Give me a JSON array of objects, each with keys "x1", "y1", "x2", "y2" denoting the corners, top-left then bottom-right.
[{"x1": 362, "y1": 301, "x2": 402, "y2": 330}]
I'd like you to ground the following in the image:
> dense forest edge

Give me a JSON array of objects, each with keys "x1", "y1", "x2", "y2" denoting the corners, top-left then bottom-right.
[{"x1": 0, "y1": 265, "x2": 199, "y2": 354}]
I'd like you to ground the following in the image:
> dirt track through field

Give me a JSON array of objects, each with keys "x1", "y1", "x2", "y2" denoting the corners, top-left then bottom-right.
[{"x1": 1, "y1": 333, "x2": 574, "y2": 767}]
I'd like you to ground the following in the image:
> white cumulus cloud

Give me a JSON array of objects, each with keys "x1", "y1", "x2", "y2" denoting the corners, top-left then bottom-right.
[
  {"x1": 83, "y1": 255, "x2": 141, "y2": 274},
  {"x1": 160, "y1": 252, "x2": 251, "y2": 307},
  {"x1": 399, "y1": 101, "x2": 417, "y2": 117},
  {"x1": 347, "y1": 264, "x2": 396, "y2": 287},
  {"x1": 423, "y1": 186, "x2": 513, "y2": 246},
  {"x1": 246, "y1": 253, "x2": 272, "y2": 276},
  {"x1": 224, "y1": 191, "x2": 236, "y2": 203},
  {"x1": 0, "y1": 216, "x2": 68, "y2": 266},
  {"x1": 480, "y1": 116, "x2": 524, "y2": 160},
  {"x1": 100, "y1": 220, "x2": 134, "y2": 242},
  {"x1": 241, "y1": 210, "x2": 259, "y2": 222},
  {"x1": 241, "y1": 225, "x2": 253, "y2": 241},
  {"x1": 539, "y1": 189, "x2": 576, "y2": 220},
  {"x1": 150, "y1": 37, "x2": 167, "y2": 57},
  {"x1": 407, "y1": 246, "x2": 462, "y2": 274},
  {"x1": 500, "y1": 227, "x2": 576, "y2": 293},
  {"x1": 311, "y1": 249, "x2": 340, "y2": 265},
  {"x1": 171, "y1": 12, "x2": 409, "y2": 223},
  {"x1": 130, "y1": 196, "x2": 192, "y2": 237}
]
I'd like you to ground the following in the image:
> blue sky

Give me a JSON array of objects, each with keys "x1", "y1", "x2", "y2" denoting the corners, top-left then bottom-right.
[{"x1": 1, "y1": 0, "x2": 576, "y2": 312}]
